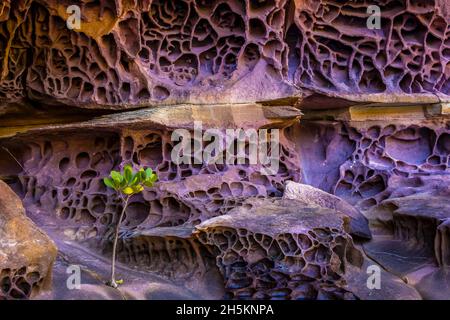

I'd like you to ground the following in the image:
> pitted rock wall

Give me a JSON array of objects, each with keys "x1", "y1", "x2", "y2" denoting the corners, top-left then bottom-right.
[
  {"x1": 0, "y1": 113, "x2": 301, "y2": 248},
  {"x1": 0, "y1": 0, "x2": 449, "y2": 301},
  {"x1": 1, "y1": 0, "x2": 449, "y2": 110},
  {"x1": 297, "y1": 118, "x2": 450, "y2": 210}
]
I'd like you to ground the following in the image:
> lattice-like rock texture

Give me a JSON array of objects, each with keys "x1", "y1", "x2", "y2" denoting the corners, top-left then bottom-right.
[
  {"x1": 1, "y1": 0, "x2": 295, "y2": 108},
  {"x1": 115, "y1": 226, "x2": 217, "y2": 280},
  {"x1": 106, "y1": 195, "x2": 419, "y2": 300},
  {"x1": 0, "y1": 180, "x2": 57, "y2": 300},
  {"x1": 289, "y1": 0, "x2": 450, "y2": 99},
  {"x1": 0, "y1": 0, "x2": 30, "y2": 106},
  {"x1": 195, "y1": 197, "x2": 363, "y2": 300},
  {"x1": 194, "y1": 197, "x2": 420, "y2": 300},
  {"x1": 297, "y1": 118, "x2": 450, "y2": 210},
  {"x1": 0, "y1": 105, "x2": 301, "y2": 255},
  {"x1": 1, "y1": 0, "x2": 449, "y2": 301},
  {"x1": 1, "y1": 0, "x2": 449, "y2": 110}
]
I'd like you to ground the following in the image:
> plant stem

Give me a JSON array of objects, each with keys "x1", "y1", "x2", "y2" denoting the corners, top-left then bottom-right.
[{"x1": 109, "y1": 194, "x2": 129, "y2": 288}]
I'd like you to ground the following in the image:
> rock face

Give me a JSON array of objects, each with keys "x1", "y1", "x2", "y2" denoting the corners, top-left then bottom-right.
[
  {"x1": 0, "y1": 0, "x2": 448, "y2": 111},
  {"x1": 117, "y1": 225, "x2": 216, "y2": 280},
  {"x1": 0, "y1": 0, "x2": 449, "y2": 301},
  {"x1": 283, "y1": 181, "x2": 371, "y2": 239},
  {"x1": 0, "y1": 104, "x2": 301, "y2": 246},
  {"x1": 296, "y1": 117, "x2": 450, "y2": 211},
  {"x1": 195, "y1": 197, "x2": 363, "y2": 300},
  {"x1": 0, "y1": 102, "x2": 449, "y2": 300},
  {"x1": 0, "y1": 180, "x2": 57, "y2": 299},
  {"x1": 361, "y1": 175, "x2": 450, "y2": 299},
  {"x1": 195, "y1": 197, "x2": 420, "y2": 300}
]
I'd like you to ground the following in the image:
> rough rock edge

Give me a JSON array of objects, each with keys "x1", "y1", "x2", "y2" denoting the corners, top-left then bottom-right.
[{"x1": 0, "y1": 180, "x2": 57, "y2": 299}]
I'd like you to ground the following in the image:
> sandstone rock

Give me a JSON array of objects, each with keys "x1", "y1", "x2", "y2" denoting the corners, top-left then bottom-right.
[
  {"x1": 296, "y1": 118, "x2": 450, "y2": 211},
  {"x1": 195, "y1": 197, "x2": 363, "y2": 300},
  {"x1": 37, "y1": 231, "x2": 224, "y2": 300},
  {"x1": 0, "y1": 0, "x2": 448, "y2": 111},
  {"x1": 363, "y1": 239, "x2": 436, "y2": 278},
  {"x1": 365, "y1": 193, "x2": 450, "y2": 271},
  {"x1": 283, "y1": 181, "x2": 371, "y2": 239},
  {"x1": 344, "y1": 258, "x2": 421, "y2": 300},
  {"x1": 195, "y1": 197, "x2": 419, "y2": 300},
  {"x1": 366, "y1": 194, "x2": 450, "y2": 237},
  {"x1": 0, "y1": 180, "x2": 57, "y2": 299},
  {"x1": 0, "y1": 104, "x2": 302, "y2": 247},
  {"x1": 154, "y1": 168, "x2": 286, "y2": 224},
  {"x1": 116, "y1": 225, "x2": 215, "y2": 280},
  {"x1": 0, "y1": 0, "x2": 449, "y2": 302},
  {"x1": 0, "y1": 103, "x2": 302, "y2": 138},
  {"x1": 362, "y1": 190, "x2": 450, "y2": 300},
  {"x1": 290, "y1": 0, "x2": 449, "y2": 101},
  {"x1": 415, "y1": 268, "x2": 450, "y2": 300}
]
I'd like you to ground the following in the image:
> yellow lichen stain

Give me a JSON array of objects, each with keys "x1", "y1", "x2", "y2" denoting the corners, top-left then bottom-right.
[
  {"x1": 349, "y1": 105, "x2": 429, "y2": 121},
  {"x1": 55, "y1": 3, "x2": 118, "y2": 39}
]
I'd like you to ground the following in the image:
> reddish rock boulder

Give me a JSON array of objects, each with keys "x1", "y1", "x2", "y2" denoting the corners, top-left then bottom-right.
[{"x1": 0, "y1": 180, "x2": 57, "y2": 299}]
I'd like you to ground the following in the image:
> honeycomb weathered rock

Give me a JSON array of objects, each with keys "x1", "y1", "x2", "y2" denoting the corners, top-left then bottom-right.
[
  {"x1": 0, "y1": 105, "x2": 301, "y2": 250},
  {"x1": 289, "y1": 0, "x2": 450, "y2": 100},
  {"x1": 115, "y1": 226, "x2": 217, "y2": 280},
  {"x1": 297, "y1": 118, "x2": 450, "y2": 210},
  {"x1": 1, "y1": 0, "x2": 449, "y2": 300},
  {"x1": 194, "y1": 197, "x2": 419, "y2": 300},
  {"x1": 0, "y1": 0, "x2": 448, "y2": 111}
]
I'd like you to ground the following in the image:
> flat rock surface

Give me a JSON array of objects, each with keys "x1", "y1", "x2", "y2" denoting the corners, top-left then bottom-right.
[
  {"x1": 196, "y1": 197, "x2": 346, "y2": 236},
  {"x1": 363, "y1": 239, "x2": 436, "y2": 277},
  {"x1": 35, "y1": 228, "x2": 223, "y2": 300},
  {"x1": 415, "y1": 268, "x2": 450, "y2": 300},
  {"x1": 283, "y1": 181, "x2": 371, "y2": 239}
]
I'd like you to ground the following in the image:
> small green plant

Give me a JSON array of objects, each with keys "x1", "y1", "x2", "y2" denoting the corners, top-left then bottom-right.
[{"x1": 103, "y1": 164, "x2": 158, "y2": 288}]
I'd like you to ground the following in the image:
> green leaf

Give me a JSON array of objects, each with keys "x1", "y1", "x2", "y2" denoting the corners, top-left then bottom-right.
[
  {"x1": 124, "y1": 165, "x2": 133, "y2": 183},
  {"x1": 122, "y1": 187, "x2": 134, "y2": 195},
  {"x1": 143, "y1": 180, "x2": 154, "y2": 188},
  {"x1": 145, "y1": 168, "x2": 153, "y2": 179},
  {"x1": 103, "y1": 177, "x2": 115, "y2": 189},
  {"x1": 139, "y1": 169, "x2": 146, "y2": 182},
  {"x1": 149, "y1": 173, "x2": 158, "y2": 183},
  {"x1": 132, "y1": 185, "x2": 144, "y2": 193},
  {"x1": 110, "y1": 171, "x2": 123, "y2": 184},
  {"x1": 130, "y1": 173, "x2": 139, "y2": 186},
  {"x1": 119, "y1": 178, "x2": 127, "y2": 189}
]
